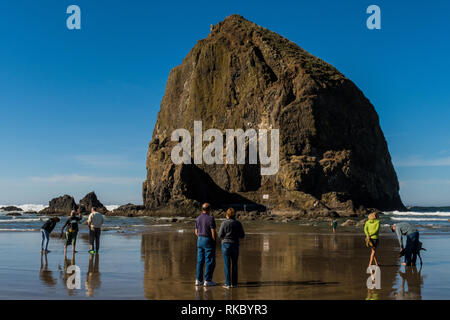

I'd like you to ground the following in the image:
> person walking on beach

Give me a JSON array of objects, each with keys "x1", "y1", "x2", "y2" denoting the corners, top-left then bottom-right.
[
  {"x1": 195, "y1": 203, "x2": 217, "y2": 287},
  {"x1": 40, "y1": 217, "x2": 60, "y2": 253},
  {"x1": 391, "y1": 222, "x2": 420, "y2": 266},
  {"x1": 61, "y1": 210, "x2": 82, "y2": 256},
  {"x1": 218, "y1": 208, "x2": 245, "y2": 289},
  {"x1": 87, "y1": 207, "x2": 104, "y2": 254},
  {"x1": 364, "y1": 212, "x2": 380, "y2": 267}
]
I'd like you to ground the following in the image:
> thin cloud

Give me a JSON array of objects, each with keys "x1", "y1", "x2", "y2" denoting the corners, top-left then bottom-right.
[
  {"x1": 74, "y1": 155, "x2": 134, "y2": 167},
  {"x1": 394, "y1": 156, "x2": 450, "y2": 167},
  {"x1": 30, "y1": 174, "x2": 142, "y2": 185}
]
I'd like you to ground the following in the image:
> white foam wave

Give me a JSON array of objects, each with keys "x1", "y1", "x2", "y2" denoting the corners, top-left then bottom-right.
[
  {"x1": 0, "y1": 218, "x2": 42, "y2": 223},
  {"x1": 0, "y1": 204, "x2": 47, "y2": 212},
  {"x1": 386, "y1": 211, "x2": 450, "y2": 217},
  {"x1": 0, "y1": 228, "x2": 37, "y2": 232},
  {"x1": 105, "y1": 205, "x2": 120, "y2": 211},
  {"x1": 390, "y1": 217, "x2": 449, "y2": 222}
]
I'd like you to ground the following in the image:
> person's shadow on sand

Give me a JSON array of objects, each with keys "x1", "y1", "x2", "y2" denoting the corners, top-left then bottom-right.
[
  {"x1": 85, "y1": 253, "x2": 101, "y2": 297},
  {"x1": 39, "y1": 252, "x2": 57, "y2": 287}
]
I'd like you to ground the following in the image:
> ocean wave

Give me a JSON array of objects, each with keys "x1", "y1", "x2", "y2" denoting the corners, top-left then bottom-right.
[
  {"x1": 105, "y1": 205, "x2": 120, "y2": 211},
  {"x1": 0, "y1": 228, "x2": 38, "y2": 232},
  {"x1": 0, "y1": 204, "x2": 47, "y2": 212},
  {"x1": 390, "y1": 217, "x2": 449, "y2": 222},
  {"x1": 386, "y1": 211, "x2": 450, "y2": 217},
  {"x1": 0, "y1": 218, "x2": 42, "y2": 223}
]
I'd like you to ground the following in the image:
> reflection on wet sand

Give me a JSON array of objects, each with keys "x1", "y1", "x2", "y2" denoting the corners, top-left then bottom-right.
[
  {"x1": 85, "y1": 254, "x2": 101, "y2": 297},
  {"x1": 59, "y1": 253, "x2": 77, "y2": 296},
  {"x1": 140, "y1": 224, "x2": 402, "y2": 299},
  {"x1": 39, "y1": 252, "x2": 57, "y2": 287},
  {"x1": 394, "y1": 266, "x2": 423, "y2": 300}
]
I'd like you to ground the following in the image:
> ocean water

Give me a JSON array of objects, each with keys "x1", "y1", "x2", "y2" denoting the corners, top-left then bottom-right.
[
  {"x1": 1, "y1": 205, "x2": 450, "y2": 233},
  {"x1": 0, "y1": 204, "x2": 184, "y2": 233},
  {"x1": 384, "y1": 207, "x2": 450, "y2": 232}
]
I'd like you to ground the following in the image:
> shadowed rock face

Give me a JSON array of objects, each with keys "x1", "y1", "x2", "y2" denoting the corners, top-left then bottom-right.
[
  {"x1": 143, "y1": 14, "x2": 405, "y2": 216},
  {"x1": 40, "y1": 195, "x2": 78, "y2": 215},
  {"x1": 79, "y1": 192, "x2": 107, "y2": 214}
]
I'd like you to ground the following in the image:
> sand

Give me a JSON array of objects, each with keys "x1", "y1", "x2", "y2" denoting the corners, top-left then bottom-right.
[{"x1": 0, "y1": 222, "x2": 448, "y2": 299}]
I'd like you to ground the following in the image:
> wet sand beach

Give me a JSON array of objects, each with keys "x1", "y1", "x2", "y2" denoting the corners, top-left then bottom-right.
[{"x1": 0, "y1": 222, "x2": 448, "y2": 299}]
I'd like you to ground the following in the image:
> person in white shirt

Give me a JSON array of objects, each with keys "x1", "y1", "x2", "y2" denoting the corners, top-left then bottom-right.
[{"x1": 87, "y1": 207, "x2": 104, "y2": 254}]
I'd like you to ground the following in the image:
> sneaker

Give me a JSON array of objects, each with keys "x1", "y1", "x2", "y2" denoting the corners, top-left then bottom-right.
[
  {"x1": 195, "y1": 280, "x2": 202, "y2": 286},
  {"x1": 89, "y1": 250, "x2": 95, "y2": 254},
  {"x1": 223, "y1": 285, "x2": 231, "y2": 289},
  {"x1": 204, "y1": 281, "x2": 216, "y2": 287}
]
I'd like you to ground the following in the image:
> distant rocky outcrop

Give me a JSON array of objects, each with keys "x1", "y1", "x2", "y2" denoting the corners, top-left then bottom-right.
[
  {"x1": 79, "y1": 192, "x2": 107, "y2": 214},
  {"x1": 142, "y1": 14, "x2": 405, "y2": 217},
  {"x1": 39, "y1": 195, "x2": 78, "y2": 215},
  {"x1": 6, "y1": 212, "x2": 22, "y2": 216},
  {"x1": 109, "y1": 203, "x2": 146, "y2": 217},
  {"x1": 0, "y1": 206, "x2": 23, "y2": 212}
]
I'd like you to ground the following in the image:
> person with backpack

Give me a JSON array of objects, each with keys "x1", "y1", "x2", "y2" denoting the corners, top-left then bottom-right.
[
  {"x1": 40, "y1": 217, "x2": 61, "y2": 253},
  {"x1": 364, "y1": 212, "x2": 380, "y2": 267},
  {"x1": 61, "y1": 210, "x2": 82, "y2": 256}
]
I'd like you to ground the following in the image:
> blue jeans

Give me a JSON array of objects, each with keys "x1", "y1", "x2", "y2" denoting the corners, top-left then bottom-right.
[
  {"x1": 41, "y1": 229, "x2": 50, "y2": 251},
  {"x1": 197, "y1": 236, "x2": 216, "y2": 282},
  {"x1": 404, "y1": 232, "x2": 419, "y2": 265},
  {"x1": 222, "y1": 242, "x2": 239, "y2": 286}
]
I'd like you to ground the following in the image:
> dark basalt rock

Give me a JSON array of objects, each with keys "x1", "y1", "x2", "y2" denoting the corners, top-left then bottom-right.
[
  {"x1": 109, "y1": 203, "x2": 146, "y2": 216},
  {"x1": 0, "y1": 206, "x2": 23, "y2": 212},
  {"x1": 79, "y1": 192, "x2": 107, "y2": 214},
  {"x1": 39, "y1": 195, "x2": 78, "y2": 215},
  {"x1": 6, "y1": 212, "x2": 22, "y2": 216},
  {"x1": 143, "y1": 14, "x2": 405, "y2": 217}
]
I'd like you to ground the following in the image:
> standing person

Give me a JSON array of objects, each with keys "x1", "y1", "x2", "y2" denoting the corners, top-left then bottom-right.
[
  {"x1": 61, "y1": 210, "x2": 82, "y2": 256},
  {"x1": 218, "y1": 208, "x2": 245, "y2": 289},
  {"x1": 364, "y1": 212, "x2": 380, "y2": 267},
  {"x1": 40, "y1": 217, "x2": 60, "y2": 253},
  {"x1": 391, "y1": 222, "x2": 420, "y2": 266},
  {"x1": 195, "y1": 203, "x2": 217, "y2": 287},
  {"x1": 330, "y1": 219, "x2": 338, "y2": 233},
  {"x1": 87, "y1": 207, "x2": 104, "y2": 254}
]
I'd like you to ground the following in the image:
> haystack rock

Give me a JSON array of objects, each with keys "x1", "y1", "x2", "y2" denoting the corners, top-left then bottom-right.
[
  {"x1": 143, "y1": 15, "x2": 405, "y2": 217},
  {"x1": 40, "y1": 195, "x2": 78, "y2": 215},
  {"x1": 79, "y1": 192, "x2": 107, "y2": 214}
]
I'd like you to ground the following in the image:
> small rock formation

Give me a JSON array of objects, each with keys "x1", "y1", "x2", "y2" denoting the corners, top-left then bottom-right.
[
  {"x1": 6, "y1": 212, "x2": 22, "y2": 216},
  {"x1": 110, "y1": 203, "x2": 146, "y2": 217},
  {"x1": 79, "y1": 192, "x2": 107, "y2": 214},
  {"x1": 40, "y1": 195, "x2": 78, "y2": 215},
  {"x1": 143, "y1": 14, "x2": 405, "y2": 217},
  {"x1": 0, "y1": 206, "x2": 23, "y2": 212},
  {"x1": 341, "y1": 219, "x2": 357, "y2": 227}
]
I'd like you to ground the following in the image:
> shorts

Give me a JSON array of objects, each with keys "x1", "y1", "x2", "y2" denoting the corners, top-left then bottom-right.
[
  {"x1": 370, "y1": 238, "x2": 379, "y2": 248},
  {"x1": 65, "y1": 231, "x2": 78, "y2": 246}
]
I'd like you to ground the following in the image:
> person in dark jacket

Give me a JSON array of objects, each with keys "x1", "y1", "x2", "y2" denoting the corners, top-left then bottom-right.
[
  {"x1": 218, "y1": 208, "x2": 245, "y2": 288},
  {"x1": 41, "y1": 217, "x2": 60, "y2": 253},
  {"x1": 61, "y1": 210, "x2": 82, "y2": 256},
  {"x1": 391, "y1": 222, "x2": 420, "y2": 266}
]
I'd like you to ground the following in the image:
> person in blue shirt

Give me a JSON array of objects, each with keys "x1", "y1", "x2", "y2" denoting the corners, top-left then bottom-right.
[{"x1": 194, "y1": 203, "x2": 217, "y2": 287}]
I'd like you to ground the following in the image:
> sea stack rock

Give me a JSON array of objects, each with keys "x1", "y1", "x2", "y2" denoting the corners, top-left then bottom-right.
[
  {"x1": 40, "y1": 195, "x2": 78, "y2": 215},
  {"x1": 79, "y1": 192, "x2": 107, "y2": 214},
  {"x1": 143, "y1": 15, "x2": 405, "y2": 216},
  {"x1": 0, "y1": 206, "x2": 23, "y2": 212}
]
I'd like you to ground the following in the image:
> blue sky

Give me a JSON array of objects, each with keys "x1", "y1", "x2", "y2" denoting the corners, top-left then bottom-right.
[{"x1": 0, "y1": 0, "x2": 449, "y2": 206}]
